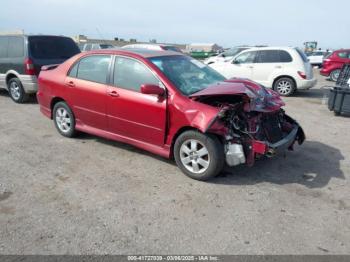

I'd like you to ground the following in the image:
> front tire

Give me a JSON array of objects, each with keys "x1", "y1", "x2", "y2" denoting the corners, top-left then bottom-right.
[
  {"x1": 330, "y1": 69, "x2": 341, "y2": 82},
  {"x1": 174, "y1": 130, "x2": 224, "y2": 181},
  {"x1": 273, "y1": 77, "x2": 295, "y2": 96},
  {"x1": 53, "y1": 102, "x2": 76, "y2": 138},
  {"x1": 8, "y1": 78, "x2": 29, "y2": 103}
]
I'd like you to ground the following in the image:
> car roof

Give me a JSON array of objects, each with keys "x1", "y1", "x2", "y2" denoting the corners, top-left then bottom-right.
[
  {"x1": 334, "y1": 49, "x2": 350, "y2": 52},
  {"x1": 85, "y1": 48, "x2": 181, "y2": 58},
  {"x1": 240, "y1": 46, "x2": 297, "y2": 52}
]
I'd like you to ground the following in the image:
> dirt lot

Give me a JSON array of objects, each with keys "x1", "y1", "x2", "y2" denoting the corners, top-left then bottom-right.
[{"x1": 0, "y1": 70, "x2": 349, "y2": 255}]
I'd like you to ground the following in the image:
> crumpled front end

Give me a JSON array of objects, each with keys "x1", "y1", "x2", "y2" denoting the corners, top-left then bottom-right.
[
  {"x1": 190, "y1": 79, "x2": 305, "y2": 167},
  {"x1": 221, "y1": 109, "x2": 305, "y2": 167}
]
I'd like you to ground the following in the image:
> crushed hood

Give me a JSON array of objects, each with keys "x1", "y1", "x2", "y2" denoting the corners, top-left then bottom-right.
[{"x1": 189, "y1": 78, "x2": 285, "y2": 112}]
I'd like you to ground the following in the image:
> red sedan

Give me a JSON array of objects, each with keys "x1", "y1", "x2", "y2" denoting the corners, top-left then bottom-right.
[
  {"x1": 321, "y1": 49, "x2": 350, "y2": 81},
  {"x1": 37, "y1": 49, "x2": 305, "y2": 180}
]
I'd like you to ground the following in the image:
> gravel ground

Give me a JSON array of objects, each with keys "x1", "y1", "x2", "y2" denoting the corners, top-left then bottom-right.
[{"x1": 0, "y1": 70, "x2": 349, "y2": 255}]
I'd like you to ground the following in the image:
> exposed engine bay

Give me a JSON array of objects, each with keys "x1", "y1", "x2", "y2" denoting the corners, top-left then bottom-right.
[{"x1": 191, "y1": 82, "x2": 305, "y2": 167}]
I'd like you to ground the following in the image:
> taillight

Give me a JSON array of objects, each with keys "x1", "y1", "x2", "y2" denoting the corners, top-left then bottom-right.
[
  {"x1": 298, "y1": 71, "x2": 307, "y2": 79},
  {"x1": 24, "y1": 58, "x2": 35, "y2": 75}
]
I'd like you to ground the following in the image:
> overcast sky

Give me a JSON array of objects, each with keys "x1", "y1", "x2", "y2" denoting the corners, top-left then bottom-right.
[{"x1": 0, "y1": 0, "x2": 349, "y2": 49}]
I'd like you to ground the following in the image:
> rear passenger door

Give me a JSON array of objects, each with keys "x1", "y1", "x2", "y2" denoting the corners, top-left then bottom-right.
[
  {"x1": 252, "y1": 50, "x2": 292, "y2": 87},
  {"x1": 66, "y1": 55, "x2": 112, "y2": 130}
]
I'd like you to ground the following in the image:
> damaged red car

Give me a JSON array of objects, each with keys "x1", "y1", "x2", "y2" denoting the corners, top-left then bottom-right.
[{"x1": 37, "y1": 50, "x2": 305, "y2": 180}]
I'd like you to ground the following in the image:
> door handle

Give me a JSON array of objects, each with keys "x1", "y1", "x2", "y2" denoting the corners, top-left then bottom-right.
[
  {"x1": 247, "y1": 65, "x2": 254, "y2": 68},
  {"x1": 275, "y1": 65, "x2": 282, "y2": 69},
  {"x1": 108, "y1": 90, "x2": 119, "y2": 97},
  {"x1": 66, "y1": 81, "x2": 75, "y2": 87}
]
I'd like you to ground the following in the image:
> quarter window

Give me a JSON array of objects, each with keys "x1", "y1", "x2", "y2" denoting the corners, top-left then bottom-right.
[
  {"x1": 7, "y1": 36, "x2": 24, "y2": 58},
  {"x1": 113, "y1": 57, "x2": 160, "y2": 92},
  {"x1": 70, "y1": 55, "x2": 111, "y2": 84}
]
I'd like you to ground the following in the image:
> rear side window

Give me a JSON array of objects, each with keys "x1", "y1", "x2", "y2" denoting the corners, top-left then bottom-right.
[
  {"x1": 279, "y1": 50, "x2": 293, "y2": 62},
  {"x1": 257, "y1": 50, "x2": 280, "y2": 63},
  {"x1": 113, "y1": 56, "x2": 160, "y2": 92},
  {"x1": 70, "y1": 55, "x2": 111, "y2": 84},
  {"x1": 29, "y1": 36, "x2": 80, "y2": 59},
  {"x1": 295, "y1": 48, "x2": 309, "y2": 63},
  {"x1": 7, "y1": 36, "x2": 24, "y2": 58},
  {"x1": 0, "y1": 36, "x2": 8, "y2": 58}
]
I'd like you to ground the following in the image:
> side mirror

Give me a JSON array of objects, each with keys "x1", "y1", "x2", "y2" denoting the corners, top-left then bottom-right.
[
  {"x1": 141, "y1": 84, "x2": 165, "y2": 96},
  {"x1": 232, "y1": 59, "x2": 239, "y2": 64}
]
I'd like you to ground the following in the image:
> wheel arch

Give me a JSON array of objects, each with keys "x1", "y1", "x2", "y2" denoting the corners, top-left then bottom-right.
[
  {"x1": 50, "y1": 97, "x2": 66, "y2": 119},
  {"x1": 273, "y1": 75, "x2": 297, "y2": 90},
  {"x1": 169, "y1": 126, "x2": 224, "y2": 159},
  {"x1": 5, "y1": 71, "x2": 20, "y2": 86}
]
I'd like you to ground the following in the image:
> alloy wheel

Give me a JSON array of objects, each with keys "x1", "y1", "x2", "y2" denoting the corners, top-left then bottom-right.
[
  {"x1": 276, "y1": 80, "x2": 292, "y2": 95},
  {"x1": 9, "y1": 81, "x2": 21, "y2": 100},
  {"x1": 180, "y1": 139, "x2": 210, "y2": 174},
  {"x1": 55, "y1": 107, "x2": 72, "y2": 133}
]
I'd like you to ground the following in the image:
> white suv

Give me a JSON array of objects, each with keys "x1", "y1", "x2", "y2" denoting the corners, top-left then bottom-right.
[{"x1": 210, "y1": 47, "x2": 317, "y2": 96}]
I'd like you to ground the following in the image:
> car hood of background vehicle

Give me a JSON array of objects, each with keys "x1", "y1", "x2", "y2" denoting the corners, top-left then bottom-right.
[{"x1": 189, "y1": 79, "x2": 285, "y2": 112}]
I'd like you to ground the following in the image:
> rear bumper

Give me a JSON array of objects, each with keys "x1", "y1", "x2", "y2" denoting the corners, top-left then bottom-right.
[
  {"x1": 320, "y1": 68, "x2": 331, "y2": 76},
  {"x1": 18, "y1": 75, "x2": 38, "y2": 94},
  {"x1": 297, "y1": 77, "x2": 317, "y2": 90}
]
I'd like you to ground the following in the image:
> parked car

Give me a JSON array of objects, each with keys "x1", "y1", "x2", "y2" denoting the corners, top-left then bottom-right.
[
  {"x1": 204, "y1": 46, "x2": 251, "y2": 65},
  {"x1": 320, "y1": 49, "x2": 350, "y2": 81},
  {"x1": 80, "y1": 43, "x2": 117, "y2": 51},
  {"x1": 209, "y1": 47, "x2": 317, "y2": 96},
  {"x1": 122, "y1": 43, "x2": 182, "y2": 53},
  {"x1": 306, "y1": 50, "x2": 330, "y2": 67},
  {"x1": 0, "y1": 34, "x2": 80, "y2": 103},
  {"x1": 37, "y1": 49, "x2": 305, "y2": 181}
]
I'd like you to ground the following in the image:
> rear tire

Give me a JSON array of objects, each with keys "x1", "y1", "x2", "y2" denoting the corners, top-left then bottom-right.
[
  {"x1": 273, "y1": 77, "x2": 295, "y2": 96},
  {"x1": 330, "y1": 69, "x2": 341, "y2": 82},
  {"x1": 7, "y1": 78, "x2": 29, "y2": 103},
  {"x1": 174, "y1": 130, "x2": 224, "y2": 181},
  {"x1": 53, "y1": 102, "x2": 76, "y2": 138}
]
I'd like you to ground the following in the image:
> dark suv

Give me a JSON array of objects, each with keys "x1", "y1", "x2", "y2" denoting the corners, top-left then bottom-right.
[{"x1": 0, "y1": 35, "x2": 80, "y2": 103}]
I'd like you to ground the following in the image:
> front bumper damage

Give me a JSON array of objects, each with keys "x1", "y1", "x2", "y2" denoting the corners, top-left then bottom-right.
[{"x1": 225, "y1": 123, "x2": 305, "y2": 167}]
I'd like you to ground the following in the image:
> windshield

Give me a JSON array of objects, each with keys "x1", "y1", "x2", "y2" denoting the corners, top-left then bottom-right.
[
  {"x1": 29, "y1": 36, "x2": 80, "y2": 59},
  {"x1": 149, "y1": 55, "x2": 226, "y2": 95}
]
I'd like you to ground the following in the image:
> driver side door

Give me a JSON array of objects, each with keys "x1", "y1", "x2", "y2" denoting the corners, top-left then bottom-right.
[{"x1": 106, "y1": 56, "x2": 167, "y2": 146}]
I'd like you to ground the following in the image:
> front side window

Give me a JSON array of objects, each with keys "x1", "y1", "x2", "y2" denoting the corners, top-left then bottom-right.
[
  {"x1": 70, "y1": 55, "x2": 111, "y2": 84},
  {"x1": 223, "y1": 47, "x2": 247, "y2": 57},
  {"x1": 149, "y1": 55, "x2": 226, "y2": 96},
  {"x1": 234, "y1": 51, "x2": 256, "y2": 64},
  {"x1": 113, "y1": 56, "x2": 160, "y2": 92},
  {"x1": 338, "y1": 52, "x2": 348, "y2": 59}
]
